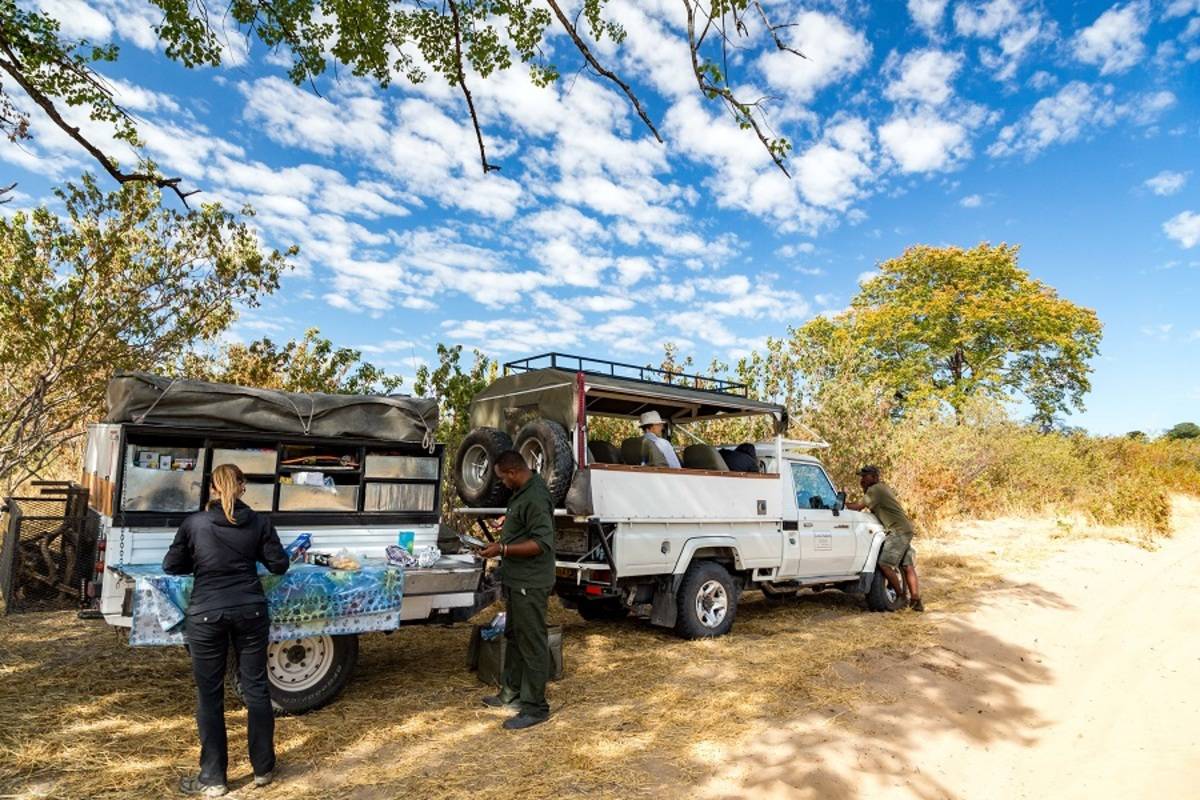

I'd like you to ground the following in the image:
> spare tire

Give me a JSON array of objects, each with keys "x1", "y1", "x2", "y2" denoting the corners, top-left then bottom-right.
[
  {"x1": 514, "y1": 419, "x2": 575, "y2": 505},
  {"x1": 455, "y1": 427, "x2": 514, "y2": 507}
]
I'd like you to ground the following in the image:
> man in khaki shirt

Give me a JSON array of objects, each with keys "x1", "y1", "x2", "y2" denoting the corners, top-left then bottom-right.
[{"x1": 846, "y1": 465, "x2": 924, "y2": 612}]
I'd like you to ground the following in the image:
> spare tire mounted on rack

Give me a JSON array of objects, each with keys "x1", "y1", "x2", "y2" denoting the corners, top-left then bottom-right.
[
  {"x1": 454, "y1": 427, "x2": 514, "y2": 507},
  {"x1": 514, "y1": 419, "x2": 574, "y2": 506}
]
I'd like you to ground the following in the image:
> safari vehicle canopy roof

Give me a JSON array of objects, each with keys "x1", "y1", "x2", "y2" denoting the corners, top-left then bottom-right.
[
  {"x1": 468, "y1": 353, "x2": 788, "y2": 436},
  {"x1": 105, "y1": 372, "x2": 438, "y2": 444}
]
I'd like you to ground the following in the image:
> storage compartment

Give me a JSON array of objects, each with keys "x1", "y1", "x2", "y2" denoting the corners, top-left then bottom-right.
[
  {"x1": 211, "y1": 447, "x2": 277, "y2": 475},
  {"x1": 364, "y1": 454, "x2": 439, "y2": 480},
  {"x1": 121, "y1": 444, "x2": 204, "y2": 512},
  {"x1": 277, "y1": 483, "x2": 359, "y2": 512},
  {"x1": 364, "y1": 482, "x2": 436, "y2": 512}
]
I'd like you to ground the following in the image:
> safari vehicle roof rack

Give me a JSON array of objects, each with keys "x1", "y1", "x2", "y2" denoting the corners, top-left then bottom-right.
[{"x1": 504, "y1": 353, "x2": 750, "y2": 398}]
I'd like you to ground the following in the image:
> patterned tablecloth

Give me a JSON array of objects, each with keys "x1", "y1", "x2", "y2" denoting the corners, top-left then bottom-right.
[{"x1": 115, "y1": 560, "x2": 405, "y2": 646}]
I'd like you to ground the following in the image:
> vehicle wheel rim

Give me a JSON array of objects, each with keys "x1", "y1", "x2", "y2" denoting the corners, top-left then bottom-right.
[
  {"x1": 267, "y1": 635, "x2": 333, "y2": 692},
  {"x1": 885, "y1": 582, "x2": 898, "y2": 605},
  {"x1": 695, "y1": 579, "x2": 728, "y2": 628},
  {"x1": 519, "y1": 439, "x2": 546, "y2": 475},
  {"x1": 462, "y1": 444, "x2": 490, "y2": 492}
]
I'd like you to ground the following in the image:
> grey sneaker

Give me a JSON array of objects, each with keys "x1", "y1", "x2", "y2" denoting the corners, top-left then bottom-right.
[
  {"x1": 179, "y1": 776, "x2": 228, "y2": 797},
  {"x1": 253, "y1": 770, "x2": 275, "y2": 788}
]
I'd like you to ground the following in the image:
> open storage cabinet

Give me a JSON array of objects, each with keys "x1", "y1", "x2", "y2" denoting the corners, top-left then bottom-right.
[{"x1": 109, "y1": 424, "x2": 443, "y2": 527}]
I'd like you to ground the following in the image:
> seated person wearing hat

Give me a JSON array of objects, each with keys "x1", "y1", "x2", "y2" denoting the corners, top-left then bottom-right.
[{"x1": 640, "y1": 411, "x2": 681, "y2": 468}]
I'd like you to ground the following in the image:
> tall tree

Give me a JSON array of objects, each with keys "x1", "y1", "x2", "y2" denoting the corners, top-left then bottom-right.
[
  {"x1": 791, "y1": 244, "x2": 1103, "y2": 428},
  {"x1": 0, "y1": 174, "x2": 290, "y2": 490},
  {"x1": 179, "y1": 328, "x2": 403, "y2": 394},
  {"x1": 0, "y1": 0, "x2": 806, "y2": 196}
]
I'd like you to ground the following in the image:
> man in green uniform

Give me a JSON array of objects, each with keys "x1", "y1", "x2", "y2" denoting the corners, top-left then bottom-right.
[
  {"x1": 478, "y1": 450, "x2": 556, "y2": 729},
  {"x1": 846, "y1": 465, "x2": 924, "y2": 612}
]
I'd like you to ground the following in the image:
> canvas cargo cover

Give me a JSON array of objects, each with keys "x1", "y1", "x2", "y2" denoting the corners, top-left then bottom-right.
[
  {"x1": 106, "y1": 372, "x2": 438, "y2": 443},
  {"x1": 469, "y1": 368, "x2": 786, "y2": 436}
]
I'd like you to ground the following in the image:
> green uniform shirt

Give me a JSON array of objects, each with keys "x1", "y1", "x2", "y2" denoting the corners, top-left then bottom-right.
[
  {"x1": 864, "y1": 482, "x2": 915, "y2": 537},
  {"x1": 498, "y1": 473, "x2": 556, "y2": 589}
]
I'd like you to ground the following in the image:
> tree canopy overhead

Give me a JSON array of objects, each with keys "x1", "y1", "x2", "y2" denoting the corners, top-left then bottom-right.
[
  {"x1": 791, "y1": 243, "x2": 1103, "y2": 428},
  {"x1": 0, "y1": 0, "x2": 807, "y2": 199}
]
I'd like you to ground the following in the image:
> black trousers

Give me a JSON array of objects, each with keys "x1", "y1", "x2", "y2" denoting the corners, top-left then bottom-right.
[
  {"x1": 500, "y1": 585, "x2": 551, "y2": 718},
  {"x1": 186, "y1": 603, "x2": 275, "y2": 785}
]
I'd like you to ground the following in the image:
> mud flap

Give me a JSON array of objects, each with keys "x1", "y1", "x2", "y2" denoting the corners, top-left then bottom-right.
[{"x1": 650, "y1": 576, "x2": 679, "y2": 627}]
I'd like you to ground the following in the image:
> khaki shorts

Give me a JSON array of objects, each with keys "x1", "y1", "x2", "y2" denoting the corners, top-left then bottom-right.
[{"x1": 879, "y1": 531, "x2": 915, "y2": 568}]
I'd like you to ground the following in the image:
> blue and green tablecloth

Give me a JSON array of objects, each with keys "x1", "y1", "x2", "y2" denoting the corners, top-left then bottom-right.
[{"x1": 116, "y1": 561, "x2": 405, "y2": 646}]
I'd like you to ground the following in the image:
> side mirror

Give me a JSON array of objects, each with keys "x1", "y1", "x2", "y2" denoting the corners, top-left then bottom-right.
[{"x1": 833, "y1": 490, "x2": 847, "y2": 516}]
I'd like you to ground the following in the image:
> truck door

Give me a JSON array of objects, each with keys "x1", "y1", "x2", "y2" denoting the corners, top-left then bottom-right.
[{"x1": 789, "y1": 462, "x2": 858, "y2": 578}]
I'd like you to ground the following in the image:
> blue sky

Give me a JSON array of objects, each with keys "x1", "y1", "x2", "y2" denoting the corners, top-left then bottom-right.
[{"x1": 2, "y1": 0, "x2": 1199, "y2": 434}]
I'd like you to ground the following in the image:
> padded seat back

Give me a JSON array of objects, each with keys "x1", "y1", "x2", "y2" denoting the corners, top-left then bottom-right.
[
  {"x1": 682, "y1": 444, "x2": 729, "y2": 471},
  {"x1": 587, "y1": 440, "x2": 622, "y2": 464},
  {"x1": 620, "y1": 436, "x2": 645, "y2": 466}
]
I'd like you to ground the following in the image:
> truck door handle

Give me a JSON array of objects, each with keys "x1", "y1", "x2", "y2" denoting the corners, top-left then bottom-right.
[
  {"x1": 802, "y1": 522, "x2": 814, "y2": 528},
  {"x1": 834, "y1": 524, "x2": 850, "y2": 529}
]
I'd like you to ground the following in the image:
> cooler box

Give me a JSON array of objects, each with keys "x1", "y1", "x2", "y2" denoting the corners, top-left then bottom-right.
[{"x1": 468, "y1": 624, "x2": 564, "y2": 685}]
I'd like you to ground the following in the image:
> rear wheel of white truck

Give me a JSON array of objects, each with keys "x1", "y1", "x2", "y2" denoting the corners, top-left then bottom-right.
[
  {"x1": 675, "y1": 561, "x2": 738, "y2": 639},
  {"x1": 865, "y1": 567, "x2": 906, "y2": 612},
  {"x1": 230, "y1": 634, "x2": 359, "y2": 715}
]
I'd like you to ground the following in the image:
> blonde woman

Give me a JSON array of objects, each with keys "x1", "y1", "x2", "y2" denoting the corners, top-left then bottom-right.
[{"x1": 163, "y1": 464, "x2": 290, "y2": 797}]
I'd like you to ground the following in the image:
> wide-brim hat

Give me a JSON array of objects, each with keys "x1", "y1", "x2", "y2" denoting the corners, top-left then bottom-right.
[{"x1": 639, "y1": 410, "x2": 666, "y2": 427}]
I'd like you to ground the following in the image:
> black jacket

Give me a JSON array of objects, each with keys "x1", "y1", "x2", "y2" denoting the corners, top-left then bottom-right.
[{"x1": 163, "y1": 501, "x2": 289, "y2": 615}]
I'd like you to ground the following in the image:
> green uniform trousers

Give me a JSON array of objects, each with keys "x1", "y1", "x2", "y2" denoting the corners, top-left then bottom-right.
[{"x1": 500, "y1": 585, "x2": 551, "y2": 718}]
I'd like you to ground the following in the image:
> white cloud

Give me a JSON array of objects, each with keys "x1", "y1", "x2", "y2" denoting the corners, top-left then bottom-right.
[
  {"x1": 988, "y1": 82, "x2": 1113, "y2": 158},
  {"x1": 954, "y1": 0, "x2": 1053, "y2": 81},
  {"x1": 989, "y1": 82, "x2": 1176, "y2": 159},
  {"x1": 1164, "y1": 211, "x2": 1200, "y2": 248},
  {"x1": 36, "y1": 0, "x2": 113, "y2": 40},
  {"x1": 880, "y1": 110, "x2": 970, "y2": 173},
  {"x1": 1073, "y1": 2, "x2": 1150, "y2": 75},
  {"x1": 1140, "y1": 323, "x2": 1173, "y2": 340},
  {"x1": 885, "y1": 49, "x2": 963, "y2": 106},
  {"x1": 960, "y1": 194, "x2": 983, "y2": 207},
  {"x1": 793, "y1": 117, "x2": 875, "y2": 210},
  {"x1": 1165, "y1": 0, "x2": 1200, "y2": 17},
  {"x1": 908, "y1": 0, "x2": 949, "y2": 31},
  {"x1": 757, "y1": 11, "x2": 871, "y2": 103},
  {"x1": 1144, "y1": 171, "x2": 1189, "y2": 196}
]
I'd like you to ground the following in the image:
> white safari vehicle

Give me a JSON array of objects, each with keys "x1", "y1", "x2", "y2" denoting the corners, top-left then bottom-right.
[
  {"x1": 453, "y1": 354, "x2": 903, "y2": 639},
  {"x1": 82, "y1": 374, "x2": 492, "y2": 713}
]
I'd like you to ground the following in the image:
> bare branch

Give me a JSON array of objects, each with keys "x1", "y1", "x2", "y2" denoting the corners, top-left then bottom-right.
[
  {"x1": 681, "y1": 0, "x2": 791, "y2": 177},
  {"x1": 0, "y1": 49, "x2": 198, "y2": 206},
  {"x1": 753, "y1": 0, "x2": 807, "y2": 60},
  {"x1": 0, "y1": 181, "x2": 14, "y2": 204},
  {"x1": 545, "y1": 0, "x2": 663, "y2": 144},
  {"x1": 447, "y1": 0, "x2": 499, "y2": 174}
]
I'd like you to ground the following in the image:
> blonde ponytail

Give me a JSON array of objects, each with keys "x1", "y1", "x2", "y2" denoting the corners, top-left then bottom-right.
[{"x1": 209, "y1": 464, "x2": 246, "y2": 524}]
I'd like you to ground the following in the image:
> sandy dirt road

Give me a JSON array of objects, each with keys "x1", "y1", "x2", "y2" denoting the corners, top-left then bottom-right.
[{"x1": 698, "y1": 497, "x2": 1200, "y2": 799}]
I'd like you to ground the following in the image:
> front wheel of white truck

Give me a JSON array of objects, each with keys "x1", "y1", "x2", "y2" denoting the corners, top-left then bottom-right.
[
  {"x1": 230, "y1": 633, "x2": 359, "y2": 715},
  {"x1": 675, "y1": 561, "x2": 738, "y2": 639}
]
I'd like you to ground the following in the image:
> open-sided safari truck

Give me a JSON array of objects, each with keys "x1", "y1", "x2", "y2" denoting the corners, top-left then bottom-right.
[
  {"x1": 83, "y1": 374, "x2": 493, "y2": 713},
  {"x1": 453, "y1": 354, "x2": 903, "y2": 639}
]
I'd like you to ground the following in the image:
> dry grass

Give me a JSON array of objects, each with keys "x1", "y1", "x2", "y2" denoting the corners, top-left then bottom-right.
[{"x1": 4, "y1": 500, "x2": 1187, "y2": 800}]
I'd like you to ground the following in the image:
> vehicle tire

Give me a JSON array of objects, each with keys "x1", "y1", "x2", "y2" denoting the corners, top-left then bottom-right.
[
  {"x1": 674, "y1": 561, "x2": 738, "y2": 639},
  {"x1": 865, "y1": 567, "x2": 906, "y2": 612},
  {"x1": 230, "y1": 634, "x2": 359, "y2": 716},
  {"x1": 575, "y1": 597, "x2": 629, "y2": 622},
  {"x1": 514, "y1": 419, "x2": 575, "y2": 505},
  {"x1": 454, "y1": 427, "x2": 514, "y2": 507}
]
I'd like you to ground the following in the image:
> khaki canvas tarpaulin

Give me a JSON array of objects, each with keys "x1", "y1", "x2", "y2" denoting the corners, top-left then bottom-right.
[{"x1": 106, "y1": 373, "x2": 438, "y2": 444}]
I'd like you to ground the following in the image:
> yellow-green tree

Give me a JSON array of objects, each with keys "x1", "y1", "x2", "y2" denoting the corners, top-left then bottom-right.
[
  {"x1": 179, "y1": 328, "x2": 403, "y2": 394},
  {"x1": 792, "y1": 243, "x2": 1103, "y2": 428}
]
